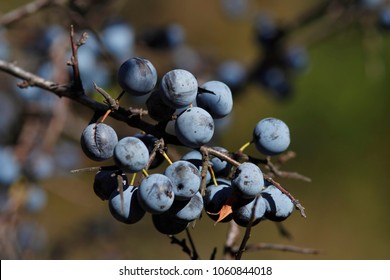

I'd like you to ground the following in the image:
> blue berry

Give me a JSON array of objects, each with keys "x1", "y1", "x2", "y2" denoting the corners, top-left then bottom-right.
[
  {"x1": 101, "y1": 20, "x2": 135, "y2": 63},
  {"x1": 0, "y1": 147, "x2": 21, "y2": 187},
  {"x1": 23, "y1": 151, "x2": 54, "y2": 181},
  {"x1": 284, "y1": 45, "x2": 309, "y2": 71},
  {"x1": 161, "y1": 69, "x2": 198, "y2": 108},
  {"x1": 16, "y1": 221, "x2": 47, "y2": 253},
  {"x1": 171, "y1": 45, "x2": 201, "y2": 73},
  {"x1": 378, "y1": 5, "x2": 390, "y2": 29},
  {"x1": 169, "y1": 192, "x2": 203, "y2": 222},
  {"x1": 109, "y1": 186, "x2": 145, "y2": 224},
  {"x1": 17, "y1": 62, "x2": 58, "y2": 109},
  {"x1": 254, "y1": 13, "x2": 283, "y2": 50},
  {"x1": 217, "y1": 60, "x2": 247, "y2": 92},
  {"x1": 209, "y1": 146, "x2": 232, "y2": 177},
  {"x1": 75, "y1": 46, "x2": 100, "y2": 93},
  {"x1": 24, "y1": 185, "x2": 47, "y2": 213},
  {"x1": 53, "y1": 141, "x2": 81, "y2": 170},
  {"x1": 93, "y1": 170, "x2": 128, "y2": 201},
  {"x1": 220, "y1": 0, "x2": 249, "y2": 19},
  {"x1": 232, "y1": 196, "x2": 267, "y2": 227},
  {"x1": 164, "y1": 23, "x2": 186, "y2": 48},
  {"x1": 137, "y1": 173, "x2": 175, "y2": 214},
  {"x1": 0, "y1": 29, "x2": 10, "y2": 60},
  {"x1": 359, "y1": 0, "x2": 384, "y2": 10},
  {"x1": 175, "y1": 107, "x2": 214, "y2": 148},
  {"x1": 80, "y1": 123, "x2": 118, "y2": 161},
  {"x1": 141, "y1": 23, "x2": 185, "y2": 50},
  {"x1": 164, "y1": 160, "x2": 201, "y2": 200},
  {"x1": 118, "y1": 57, "x2": 157, "y2": 96},
  {"x1": 86, "y1": 62, "x2": 111, "y2": 94},
  {"x1": 196, "y1": 80, "x2": 233, "y2": 119},
  {"x1": 181, "y1": 150, "x2": 212, "y2": 184},
  {"x1": 253, "y1": 117, "x2": 290, "y2": 156},
  {"x1": 0, "y1": 92, "x2": 18, "y2": 141},
  {"x1": 204, "y1": 180, "x2": 234, "y2": 222},
  {"x1": 258, "y1": 66, "x2": 291, "y2": 99},
  {"x1": 152, "y1": 212, "x2": 188, "y2": 235},
  {"x1": 113, "y1": 136, "x2": 149, "y2": 173},
  {"x1": 232, "y1": 162, "x2": 264, "y2": 199},
  {"x1": 145, "y1": 89, "x2": 176, "y2": 121},
  {"x1": 261, "y1": 184, "x2": 294, "y2": 222},
  {"x1": 133, "y1": 133, "x2": 165, "y2": 169}
]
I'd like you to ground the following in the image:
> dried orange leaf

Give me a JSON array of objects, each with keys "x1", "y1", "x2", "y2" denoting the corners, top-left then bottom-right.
[{"x1": 215, "y1": 204, "x2": 233, "y2": 224}]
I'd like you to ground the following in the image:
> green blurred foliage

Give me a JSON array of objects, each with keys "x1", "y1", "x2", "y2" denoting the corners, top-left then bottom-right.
[{"x1": 1, "y1": 0, "x2": 389, "y2": 259}]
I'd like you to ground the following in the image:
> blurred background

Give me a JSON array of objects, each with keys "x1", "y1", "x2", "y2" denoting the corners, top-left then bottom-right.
[{"x1": 0, "y1": 0, "x2": 389, "y2": 260}]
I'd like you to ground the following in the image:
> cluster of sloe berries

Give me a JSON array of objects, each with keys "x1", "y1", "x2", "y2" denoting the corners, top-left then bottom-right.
[
  {"x1": 248, "y1": 13, "x2": 309, "y2": 100},
  {"x1": 80, "y1": 56, "x2": 295, "y2": 235}
]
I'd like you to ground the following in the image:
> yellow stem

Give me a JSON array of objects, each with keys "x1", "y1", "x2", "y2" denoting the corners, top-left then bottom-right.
[
  {"x1": 100, "y1": 109, "x2": 112, "y2": 123},
  {"x1": 142, "y1": 169, "x2": 149, "y2": 177},
  {"x1": 130, "y1": 173, "x2": 137, "y2": 186},
  {"x1": 209, "y1": 165, "x2": 218, "y2": 186},
  {"x1": 161, "y1": 151, "x2": 173, "y2": 165},
  {"x1": 238, "y1": 141, "x2": 252, "y2": 153}
]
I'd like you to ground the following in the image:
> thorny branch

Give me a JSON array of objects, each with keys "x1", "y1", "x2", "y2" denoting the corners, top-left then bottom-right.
[
  {"x1": 200, "y1": 146, "x2": 308, "y2": 218},
  {"x1": 244, "y1": 242, "x2": 320, "y2": 255},
  {"x1": 0, "y1": 55, "x2": 311, "y2": 259},
  {"x1": 234, "y1": 196, "x2": 261, "y2": 260},
  {"x1": 169, "y1": 235, "x2": 193, "y2": 259},
  {"x1": 222, "y1": 221, "x2": 319, "y2": 259},
  {"x1": 199, "y1": 145, "x2": 310, "y2": 259},
  {"x1": 0, "y1": 59, "x2": 181, "y2": 145},
  {"x1": 68, "y1": 25, "x2": 86, "y2": 90},
  {"x1": 0, "y1": 0, "x2": 59, "y2": 27},
  {"x1": 0, "y1": 5, "x2": 315, "y2": 257},
  {"x1": 263, "y1": 156, "x2": 312, "y2": 183}
]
